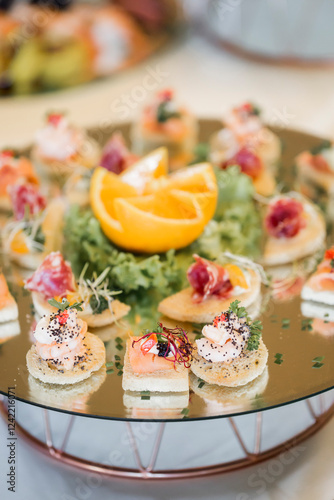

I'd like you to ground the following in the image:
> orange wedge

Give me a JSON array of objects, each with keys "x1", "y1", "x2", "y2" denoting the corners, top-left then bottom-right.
[
  {"x1": 10, "y1": 230, "x2": 29, "y2": 254},
  {"x1": 90, "y1": 151, "x2": 218, "y2": 253},
  {"x1": 224, "y1": 264, "x2": 249, "y2": 289},
  {"x1": 120, "y1": 147, "x2": 168, "y2": 194},
  {"x1": 253, "y1": 170, "x2": 276, "y2": 197},
  {"x1": 91, "y1": 168, "x2": 138, "y2": 218},
  {"x1": 113, "y1": 196, "x2": 205, "y2": 253}
]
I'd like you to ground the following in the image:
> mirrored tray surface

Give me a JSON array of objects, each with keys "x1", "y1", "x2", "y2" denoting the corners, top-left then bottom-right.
[{"x1": 0, "y1": 121, "x2": 333, "y2": 421}]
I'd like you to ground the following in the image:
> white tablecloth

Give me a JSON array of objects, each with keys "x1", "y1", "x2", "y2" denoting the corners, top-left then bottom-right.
[{"x1": 0, "y1": 24, "x2": 334, "y2": 500}]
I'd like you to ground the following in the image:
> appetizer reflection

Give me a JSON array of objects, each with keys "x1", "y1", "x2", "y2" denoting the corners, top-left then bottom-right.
[
  {"x1": 28, "y1": 366, "x2": 106, "y2": 412},
  {"x1": 190, "y1": 367, "x2": 269, "y2": 415},
  {"x1": 301, "y1": 301, "x2": 334, "y2": 337},
  {"x1": 123, "y1": 390, "x2": 189, "y2": 419}
]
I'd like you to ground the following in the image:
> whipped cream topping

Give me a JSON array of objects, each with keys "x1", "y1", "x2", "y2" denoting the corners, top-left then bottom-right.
[
  {"x1": 196, "y1": 312, "x2": 250, "y2": 363},
  {"x1": 35, "y1": 117, "x2": 84, "y2": 161},
  {"x1": 34, "y1": 309, "x2": 87, "y2": 371}
]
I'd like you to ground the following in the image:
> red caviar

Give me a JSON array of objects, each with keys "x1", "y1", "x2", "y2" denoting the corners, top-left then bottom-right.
[
  {"x1": 57, "y1": 311, "x2": 69, "y2": 325},
  {"x1": 213, "y1": 313, "x2": 227, "y2": 328}
]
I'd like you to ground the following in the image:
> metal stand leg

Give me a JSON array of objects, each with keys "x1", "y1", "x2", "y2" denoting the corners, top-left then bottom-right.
[{"x1": 0, "y1": 394, "x2": 333, "y2": 480}]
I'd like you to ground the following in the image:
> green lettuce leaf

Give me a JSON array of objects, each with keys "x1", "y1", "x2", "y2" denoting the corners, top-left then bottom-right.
[{"x1": 63, "y1": 205, "x2": 183, "y2": 296}]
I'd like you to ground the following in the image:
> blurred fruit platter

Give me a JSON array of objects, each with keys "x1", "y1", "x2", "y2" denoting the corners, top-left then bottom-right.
[
  {"x1": 0, "y1": 0, "x2": 180, "y2": 95},
  {"x1": 0, "y1": 92, "x2": 333, "y2": 421}
]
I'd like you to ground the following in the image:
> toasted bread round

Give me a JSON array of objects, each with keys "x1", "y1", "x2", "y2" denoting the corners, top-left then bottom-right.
[
  {"x1": 210, "y1": 128, "x2": 280, "y2": 170},
  {"x1": 190, "y1": 339, "x2": 268, "y2": 387},
  {"x1": 190, "y1": 366, "x2": 268, "y2": 409},
  {"x1": 32, "y1": 291, "x2": 130, "y2": 327},
  {"x1": 26, "y1": 332, "x2": 106, "y2": 385},
  {"x1": 262, "y1": 202, "x2": 325, "y2": 266},
  {"x1": 296, "y1": 153, "x2": 334, "y2": 195},
  {"x1": 257, "y1": 130, "x2": 281, "y2": 169},
  {"x1": 158, "y1": 268, "x2": 261, "y2": 323},
  {"x1": 28, "y1": 366, "x2": 106, "y2": 410},
  {"x1": 31, "y1": 139, "x2": 100, "y2": 178}
]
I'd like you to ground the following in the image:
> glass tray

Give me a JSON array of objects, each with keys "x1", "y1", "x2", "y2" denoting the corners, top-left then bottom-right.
[{"x1": 0, "y1": 120, "x2": 333, "y2": 422}]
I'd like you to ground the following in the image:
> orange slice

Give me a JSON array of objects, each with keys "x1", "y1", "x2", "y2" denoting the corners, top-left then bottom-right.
[
  {"x1": 90, "y1": 151, "x2": 218, "y2": 253},
  {"x1": 224, "y1": 264, "x2": 249, "y2": 289},
  {"x1": 113, "y1": 196, "x2": 205, "y2": 253},
  {"x1": 120, "y1": 147, "x2": 168, "y2": 194},
  {"x1": 10, "y1": 230, "x2": 29, "y2": 254}
]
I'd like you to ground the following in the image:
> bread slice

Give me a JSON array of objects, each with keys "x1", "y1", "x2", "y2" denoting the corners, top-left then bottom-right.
[
  {"x1": 262, "y1": 202, "x2": 325, "y2": 266},
  {"x1": 123, "y1": 390, "x2": 189, "y2": 410},
  {"x1": 122, "y1": 339, "x2": 189, "y2": 393},
  {"x1": 0, "y1": 301, "x2": 18, "y2": 324},
  {"x1": 158, "y1": 268, "x2": 261, "y2": 323},
  {"x1": 26, "y1": 332, "x2": 106, "y2": 385},
  {"x1": 301, "y1": 284, "x2": 334, "y2": 306},
  {"x1": 32, "y1": 291, "x2": 130, "y2": 327},
  {"x1": 190, "y1": 367, "x2": 268, "y2": 411},
  {"x1": 301, "y1": 300, "x2": 334, "y2": 322},
  {"x1": 0, "y1": 320, "x2": 20, "y2": 342},
  {"x1": 190, "y1": 339, "x2": 268, "y2": 387}
]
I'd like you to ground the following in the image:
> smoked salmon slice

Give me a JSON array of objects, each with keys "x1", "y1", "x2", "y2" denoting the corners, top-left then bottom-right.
[{"x1": 128, "y1": 338, "x2": 174, "y2": 374}]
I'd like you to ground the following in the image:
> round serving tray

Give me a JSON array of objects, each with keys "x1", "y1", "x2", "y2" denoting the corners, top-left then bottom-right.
[{"x1": 0, "y1": 120, "x2": 333, "y2": 423}]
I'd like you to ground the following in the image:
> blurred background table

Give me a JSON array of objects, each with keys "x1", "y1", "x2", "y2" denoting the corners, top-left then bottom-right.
[{"x1": 1, "y1": 21, "x2": 334, "y2": 149}]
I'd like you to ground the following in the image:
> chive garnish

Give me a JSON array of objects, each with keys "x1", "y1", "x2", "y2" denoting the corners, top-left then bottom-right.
[
  {"x1": 140, "y1": 391, "x2": 151, "y2": 400},
  {"x1": 281, "y1": 318, "x2": 290, "y2": 329},
  {"x1": 301, "y1": 318, "x2": 313, "y2": 331},
  {"x1": 274, "y1": 353, "x2": 283, "y2": 365},
  {"x1": 312, "y1": 355, "x2": 325, "y2": 368},
  {"x1": 198, "y1": 378, "x2": 205, "y2": 389}
]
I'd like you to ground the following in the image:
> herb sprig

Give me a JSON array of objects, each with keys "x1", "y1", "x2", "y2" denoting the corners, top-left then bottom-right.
[
  {"x1": 156, "y1": 101, "x2": 180, "y2": 123},
  {"x1": 310, "y1": 140, "x2": 331, "y2": 156},
  {"x1": 48, "y1": 297, "x2": 83, "y2": 312},
  {"x1": 133, "y1": 323, "x2": 193, "y2": 368},
  {"x1": 228, "y1": 300, "x2": 263, "y2": 351}
]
